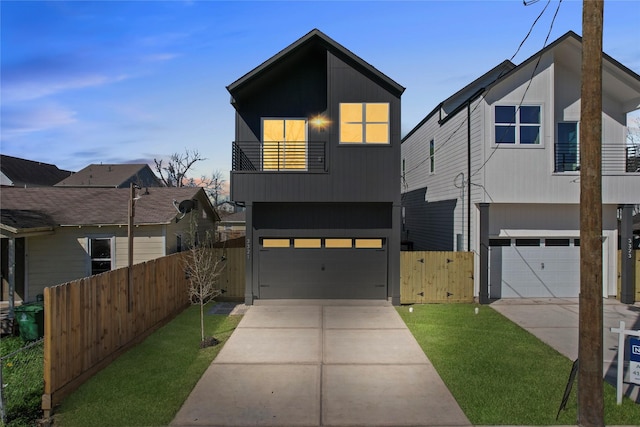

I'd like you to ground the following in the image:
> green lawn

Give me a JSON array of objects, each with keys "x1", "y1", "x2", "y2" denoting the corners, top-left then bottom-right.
[
  {"x1": 53, "y1": 305, "x2": 241, "y2": 427},
  {"x1": 398, "y1": 304, "x2": 640, "y2": 425}
]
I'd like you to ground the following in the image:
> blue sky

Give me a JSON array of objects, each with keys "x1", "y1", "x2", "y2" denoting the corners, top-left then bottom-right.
[{"x1": 1, "y1": 0, "x2": 639, "y2": 182}]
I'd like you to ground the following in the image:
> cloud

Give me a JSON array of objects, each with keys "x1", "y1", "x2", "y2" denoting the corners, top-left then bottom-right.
[
  {"x1": 1, "y1": 103, "x2": 77, "y2": 139},
  {"x1": 142, "y1": 53, "x2": 180, "y2": 62}
]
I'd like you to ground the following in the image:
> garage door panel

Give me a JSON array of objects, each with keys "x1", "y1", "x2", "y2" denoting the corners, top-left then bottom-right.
[
  {"x1": 490, "y1": 243, "x2": 579, "y2": 298},
  {"x1": 258, "y1": 248, "x2": 387, "y2": 299}
]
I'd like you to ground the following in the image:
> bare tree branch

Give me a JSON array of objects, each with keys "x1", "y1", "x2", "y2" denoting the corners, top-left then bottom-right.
[
  {"x1": 154, "y1": 149, "x2": 206, "y2": 187},
  {"x1": 182, "y1": 217, "x2": 225, "y2": 346}
]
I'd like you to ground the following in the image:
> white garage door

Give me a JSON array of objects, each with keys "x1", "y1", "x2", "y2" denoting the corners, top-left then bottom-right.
[{"x1": 489, "y1": 238, "x2": 580, "y2": 298}]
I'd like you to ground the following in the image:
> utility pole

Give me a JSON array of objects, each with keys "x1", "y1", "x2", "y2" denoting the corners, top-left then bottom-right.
[{"x1": 578, "y1": 1, "x2": 604, "y2": 425}]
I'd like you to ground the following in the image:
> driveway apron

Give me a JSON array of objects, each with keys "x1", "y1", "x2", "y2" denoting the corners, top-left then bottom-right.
[{"x1": 171, "y1": 300, "x2": 471, "y2": 427}]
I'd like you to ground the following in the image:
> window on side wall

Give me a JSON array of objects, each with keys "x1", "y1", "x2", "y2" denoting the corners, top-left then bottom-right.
[
  {"x1": 340, "y1": 103, "x2": 389, "y2": 144},
  {"x1": 494, "y1": 105, "x2": 541, "y2": 145},
  {"x1": 88, "y1": 236, "x2": 114, "y2": 275},
  {"x1": 555, "y1": 122, "x2": 579, "y2": 172},
  {"x1": 429, "y1": 139, "x2": 435, "y2": 173}
]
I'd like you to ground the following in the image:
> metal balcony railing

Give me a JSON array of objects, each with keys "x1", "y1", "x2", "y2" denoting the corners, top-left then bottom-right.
[
  {"x1": 554, "y1": 142, "x2": 639, "y2": 173},
  {"x1": 232, "y1": 140, "x2": 327, "y2": 172}
]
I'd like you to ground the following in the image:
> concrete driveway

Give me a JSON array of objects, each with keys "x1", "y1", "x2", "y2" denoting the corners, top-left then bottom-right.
[
  {"x1": 171, "y1": 300, "x2": 471, "y2": 427},
  {"x1": 491, "y1": 297, "x2": 640, "y2": 403}
]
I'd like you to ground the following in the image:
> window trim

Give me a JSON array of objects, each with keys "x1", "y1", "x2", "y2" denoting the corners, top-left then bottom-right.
[
  {"x1": 493, "y1": 104, "x2": 543, "y2": 147},
  {"x1": 339, "y1": 102, "x2": 390, "y2": 145}
]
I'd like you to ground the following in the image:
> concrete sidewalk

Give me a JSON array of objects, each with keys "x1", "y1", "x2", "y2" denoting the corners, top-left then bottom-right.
[
  {"x1": 171, "y1": 300, "x2": 471, "y2": 427},
  {"x1": 491, "y1": 297, "x2": 640, "y2": 403}
]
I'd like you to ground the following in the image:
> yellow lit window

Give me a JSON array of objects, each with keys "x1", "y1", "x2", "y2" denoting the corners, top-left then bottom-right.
[
  {"x1": 325, "y1": 238, "x2": 352, "y2": 248},
  {"x1": 340, "y1": 103, "x2": 389, "y2": 144},
  {"x1": 262, "y1": 239, "x2": 290, "y2": 248},
  {"x1": 355, "y1": 239, "x2": 383, "y2": 249},
  {"x1": 294, "y1": 238, "x2": 321, "y2": 248},
  {"x1": 262, "y1": 119, "x2": 307, "y2": 170}
]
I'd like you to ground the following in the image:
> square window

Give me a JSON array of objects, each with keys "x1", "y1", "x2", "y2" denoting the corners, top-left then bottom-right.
[
  {"x1": 494, "y1": 105, "x2": 541, "y2": 145},
  {"x1": 340, "y1": 103, "x2": 389, "y2": 144}
]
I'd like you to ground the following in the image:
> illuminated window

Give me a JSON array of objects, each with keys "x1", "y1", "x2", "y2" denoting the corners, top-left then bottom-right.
[
  {"x1": 294, "y1": 238, "x2": 321, "y2": 248},
  {"x1": 340, "y1": 103, "x2": 389, "y2": 144},
  {"x1": 262, "y1": 238, "x2": 290, "y2": 248},
  {"x1": 325, "y1": 238, "x2": 352, "y2": 248},
  {"x1": 263, "y1": 119, "x2": 307, "y2": 170},
  {"x1": 355, "y1": 239, "x2": 383, "y2": 249}
]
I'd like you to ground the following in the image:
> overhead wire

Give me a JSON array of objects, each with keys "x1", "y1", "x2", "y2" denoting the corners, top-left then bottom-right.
[{"x1": 402, "y1": 0, "x2": 560, "y2": 184}]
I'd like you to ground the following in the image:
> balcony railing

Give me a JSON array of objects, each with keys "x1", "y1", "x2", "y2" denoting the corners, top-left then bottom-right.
[
  {"x1": 232, "y1": 140, "x2": 327, "y2": 172},
  {"x1": 554, "y1": 142, "x2": 639, "y2": 173}
]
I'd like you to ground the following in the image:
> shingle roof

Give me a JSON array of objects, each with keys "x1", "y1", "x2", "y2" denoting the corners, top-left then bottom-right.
[
  {"x1": 0, "y1": 155, "x2": 73, "y2": 187},
  {"x1": 55, "y1": 164, "x2": 161, "y2": 188},
  {"x1": 0, "y1": 187, "x2": 216, "y2": 230}
]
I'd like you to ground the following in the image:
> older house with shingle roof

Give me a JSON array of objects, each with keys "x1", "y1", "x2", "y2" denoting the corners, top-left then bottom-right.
[
  {"x1": 1, "y1": 187, "x2": 218, "y2": 303},
  {"x1": 0, "y1": 155, "x2": 72, "y2": 187},
  {"x1": 55, "y1": 163, "x2": 161, "y2": 188}
]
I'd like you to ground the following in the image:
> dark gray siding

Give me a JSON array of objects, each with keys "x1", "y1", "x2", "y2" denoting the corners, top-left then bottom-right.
[
  {"x1": 231, "y1": 51, "x2": 400, "y2": 205},
  {"x1": 402, "y1": 187, "x2": 457, "y2": 250}
]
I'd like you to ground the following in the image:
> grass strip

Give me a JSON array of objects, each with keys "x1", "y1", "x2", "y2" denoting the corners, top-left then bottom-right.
[
  {"x1": 54, "y1": 304, "x2": 241, "y2": 427},
  {"x1": 398, "y1": 304, "x2": 640, "y2": 426}
]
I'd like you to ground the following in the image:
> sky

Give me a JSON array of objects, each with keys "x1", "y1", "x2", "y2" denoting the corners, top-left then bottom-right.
[{"x1": 1, "y1": 0, "x2": 639, "y2": 183}]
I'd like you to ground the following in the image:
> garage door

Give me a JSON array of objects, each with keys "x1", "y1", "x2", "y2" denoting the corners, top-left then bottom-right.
[
  {"x1": 489, "y1": 238, "x2": 580, "y2": 298},
  {"x1": 258, "y1": 238, "x2": 387, "y2": 299}
]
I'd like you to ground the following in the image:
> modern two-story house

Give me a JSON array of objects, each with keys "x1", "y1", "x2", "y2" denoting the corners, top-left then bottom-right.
[
  {"x1": 401, "y1": 31, "x2": 640, "y2": 301},
  {"x1": 228, "y1": 29, "x2": 404, "y2": 305}
]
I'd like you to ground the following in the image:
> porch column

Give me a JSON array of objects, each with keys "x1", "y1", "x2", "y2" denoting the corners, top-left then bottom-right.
[
  {"x1": 620, "y1": 204, "x2": 635, "y2": 304},
  {"x1": 479, "y1": 203, "x2": 490, "y2": 304},
  {"x1": 7, "y1": 237, "x2": 16, "y2": 319},
  {"x1": 244, "y1": 203, "x2": 254, "y2": 305}
]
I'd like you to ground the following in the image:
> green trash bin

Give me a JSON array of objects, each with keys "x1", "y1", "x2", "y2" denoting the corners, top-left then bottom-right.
[{"x1": 14, "y1": 302, "x2": 44, "y2": 341}]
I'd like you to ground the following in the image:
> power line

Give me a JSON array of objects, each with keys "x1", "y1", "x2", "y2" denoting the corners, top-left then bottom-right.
[{"x1": 403, "y1": 0, "x2": 561, "y2": 182}]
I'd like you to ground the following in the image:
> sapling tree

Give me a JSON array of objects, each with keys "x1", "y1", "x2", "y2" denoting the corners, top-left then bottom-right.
[{"x1": 182, "y1": 218, "x2": 225, "y2": 348}]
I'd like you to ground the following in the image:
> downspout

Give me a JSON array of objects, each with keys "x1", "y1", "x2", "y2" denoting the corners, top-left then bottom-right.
[{"x1": 467, "y1": 101, "x2": 471, "y2": 252}]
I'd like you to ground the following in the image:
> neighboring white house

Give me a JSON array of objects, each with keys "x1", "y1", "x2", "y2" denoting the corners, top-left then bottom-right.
[
  {"x1": 1, "y1": 187, "x2": 219, "y2": 303},
  {"x1": 401, "y1": 31, "x2": 640, "y2": 300}
]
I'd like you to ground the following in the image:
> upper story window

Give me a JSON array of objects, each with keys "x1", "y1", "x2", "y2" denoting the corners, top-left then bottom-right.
[
  {"x1": 429, "y1": 139, "x2": 435, "y2": 173},
  {"x1": 262, "y1": 118, "x2": 307, "y2": 170},
  {"x1": 340, "y1": 103, "x2": 389, "y2": 144},
  {"x1": 494, "y1": 105, "x2": 541, "y2": 145},
  {"x1": 555, "y1": 122, "x2": 579, "y2": 172},
  {"x1": 88, "y1": 236, "x2": 114, "y2": 275}
]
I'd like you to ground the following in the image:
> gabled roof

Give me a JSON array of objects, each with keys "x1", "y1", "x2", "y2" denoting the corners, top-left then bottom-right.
[
  {"x1": 403, "y1": 60, "x2": 515, "y2": 141},
  {"x1": 0, "y1": 187, "x2": 219, "y2": 236},
  {"x1": 483, "y1": 31, "x2": 640, "y2": 110},
  {"x1": 55, "y1": 164, "x2": 161, "y2": 188},
  {"x1": 0, "y1": 155, "x2": 73, "y2": 187},
  {"x1": 403, "y1": 30, "x2": 640, "y2": 142},
  {"x1": 227, "y1": 28, "x2": 405, "y2": 99}
]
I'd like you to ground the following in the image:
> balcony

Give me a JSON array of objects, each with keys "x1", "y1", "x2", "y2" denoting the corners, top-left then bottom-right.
[
  {"x1": 554, "y1": 142, "x2": 639, "y2": 173},
  {"x1": 232, "y1": 140, "x2": 327, "y2": 172}
]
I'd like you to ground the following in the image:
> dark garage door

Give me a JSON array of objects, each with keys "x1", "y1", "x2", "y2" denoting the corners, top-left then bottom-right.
[{"x1": 258, "y1": 238, "x2": 388, "y2": 299}]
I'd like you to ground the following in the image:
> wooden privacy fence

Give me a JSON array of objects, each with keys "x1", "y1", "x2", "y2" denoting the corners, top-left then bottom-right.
[
  {"x1": 400, "y1": 251, "x2": 474, "y2": 304},
  {"x1": 41, "y1": 248, "x2": 244, "y2": 417}
]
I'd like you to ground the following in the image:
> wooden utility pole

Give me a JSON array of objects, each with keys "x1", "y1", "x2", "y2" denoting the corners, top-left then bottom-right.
[
  {"x1": 128, "y1": 183, "x2": 135, "y2": 312},
  {"x1": 578, "y1": 0, "x2": 604, "y2": 425}
]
